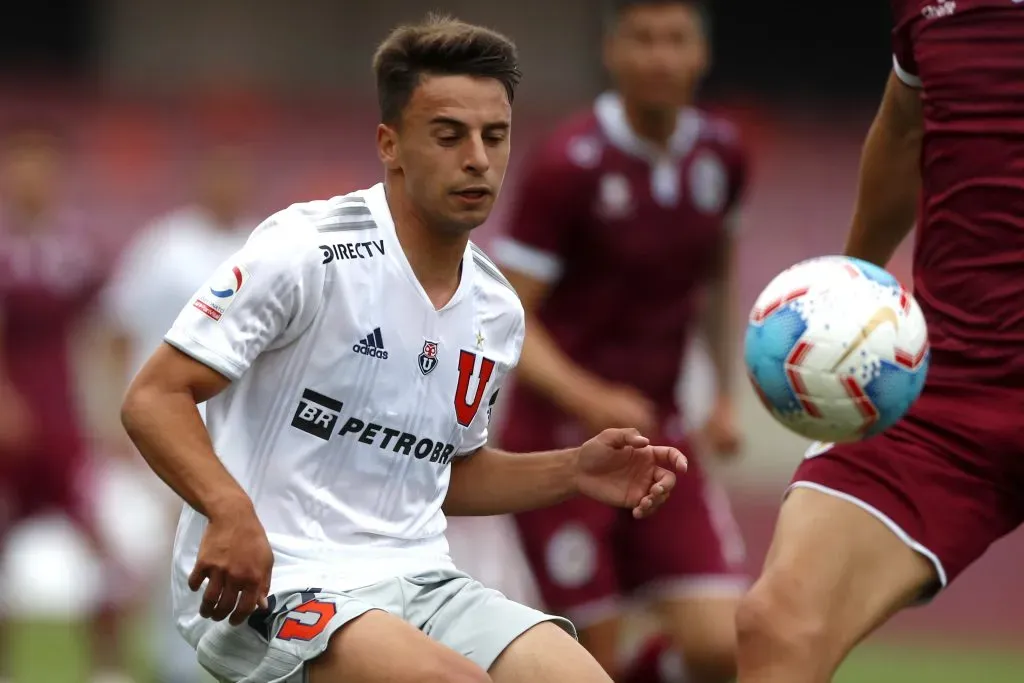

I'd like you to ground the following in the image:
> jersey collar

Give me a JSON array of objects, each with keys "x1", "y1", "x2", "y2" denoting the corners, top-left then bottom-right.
[
  {"x1": 364, "y1": 182, "x2": 475, "y2": 314},
  {"x1": 593, "y1": 91, "x2": 702, "y2": 163}
]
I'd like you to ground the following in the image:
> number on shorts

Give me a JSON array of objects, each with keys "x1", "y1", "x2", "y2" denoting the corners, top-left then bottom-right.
[{"x1": 277, "y1": 599, "x2": 338, "y2": 641}]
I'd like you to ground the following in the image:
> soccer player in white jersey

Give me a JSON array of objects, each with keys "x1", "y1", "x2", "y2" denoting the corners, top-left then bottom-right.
[{"x1": 120, "y1": 15, "x2": 687, "y2": 683}]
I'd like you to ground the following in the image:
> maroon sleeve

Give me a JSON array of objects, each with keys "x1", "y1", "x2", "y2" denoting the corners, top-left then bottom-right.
[
  {"x1": 493, "y1": 132, "x2": 594, "y2": 283},
  {"x1": 891, "y1": 0, "x2": 922, "y2": 87},
  {"x1": 725, "y1": 132, "x2": 750, "y2": 215}
]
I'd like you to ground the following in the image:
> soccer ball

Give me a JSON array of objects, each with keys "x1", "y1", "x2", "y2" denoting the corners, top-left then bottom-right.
[{"x1": 744, "y1": 255, "x2": 929, "y2": 443}]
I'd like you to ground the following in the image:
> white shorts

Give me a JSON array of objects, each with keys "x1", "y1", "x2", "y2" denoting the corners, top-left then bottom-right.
[{"x1": 193, "y1": 568, "x2": 575, "y2": 683}]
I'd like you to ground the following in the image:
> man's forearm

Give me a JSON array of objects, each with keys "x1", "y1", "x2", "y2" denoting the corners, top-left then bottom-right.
[
  {"x1": 121, "y1": 386, "x2": 251, "y2": 519},
  {"x1": 443, "y1": 446, "x2": 580, "y2": 516},
  {"x1": 845, "y1": 73, "x2": 923, "y2": 267},
  {"x1": 517, "y1": 314, "x2": 600, "y2": 409},
  {"x1": 701, "y1": 246, "x2": 737, "y2": 400}
]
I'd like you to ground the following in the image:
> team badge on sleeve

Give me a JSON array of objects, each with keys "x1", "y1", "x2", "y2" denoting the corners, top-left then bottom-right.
[
  {"x1": 193, "y1": 263, "x2": 250, "y2": 321},
  {"x1": 418, "y1": 340, "x2": 439, "y2": 375}
]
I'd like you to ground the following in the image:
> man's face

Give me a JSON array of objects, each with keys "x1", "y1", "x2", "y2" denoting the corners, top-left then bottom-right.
[
  {"x1": 378, "y1": 74, "x2": 512, "y2": 235},
  {"x1": 1, "y1": 131, "x2": 62, "y2": 212},
  {"x1": 605, "y1": 3, "x2": 709, "y2": 110},
  {"x1": 198, "y1": 146, "x2": 253, "y2": 223}
]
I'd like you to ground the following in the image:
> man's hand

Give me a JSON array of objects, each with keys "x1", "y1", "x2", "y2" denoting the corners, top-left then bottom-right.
[
  {"x1": 701, "y1": 397, "x2": 742, "y2": 459},
  {"x1": 569, "y1": 382, "x2": 658, "y2": 436},
  {"x1": 189, "y1": 496, "x2": 274, "y2": 626},
  {"x1": 576, "y1": 428, "x2": 687, "y2": 519}
]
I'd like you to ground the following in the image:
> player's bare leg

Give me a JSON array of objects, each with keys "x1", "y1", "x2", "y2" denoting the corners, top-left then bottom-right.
[
  {"x1": 307, "y1": 610, "x2": 491, "y2": 683},
  {"x1": 489, "y1": 621, "x2": 613, "y2": 683},
  {"x1": 654, "y1": 595, "x2": 738, "y2": 683},
  {"x1": 735, "y1": 488, "x2": 936, "y2": 683}
]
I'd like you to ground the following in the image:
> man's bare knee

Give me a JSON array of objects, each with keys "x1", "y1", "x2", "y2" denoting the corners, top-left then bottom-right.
[
  {"x1": 735, "y1": 573, "x2": 825, "y2": 671},
  {"x1": 735, "y1": 488, "x2": 938, "y2": 682}
]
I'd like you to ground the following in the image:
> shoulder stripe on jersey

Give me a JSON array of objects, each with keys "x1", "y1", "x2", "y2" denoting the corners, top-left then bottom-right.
[
  {"x1": 338, "y1": 194, "x2": 366, "y2": 204},
  {"x1": 295, "y1": 202, "x2": 365, "y2": 220},
  {"x1": 317, "y1": 219, "x2": 378, "y2": 233},
  {"x1": 319, "y1": 204, "x2": 372, "y2": 221},
  {"x1": 472, "y1": 254, "x2": 516, "y2": 293},
  {"x1": 469, "y1": 243, "x2": 504, "y2": 272}
]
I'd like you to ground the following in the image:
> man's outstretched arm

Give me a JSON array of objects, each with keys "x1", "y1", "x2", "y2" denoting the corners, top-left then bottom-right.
[
  {"x1": 844, "y1": 70, "x2": 924, "y2": 267},
  {"x1": 443, "y1": 429, "x2": 686, "y2": 518}
]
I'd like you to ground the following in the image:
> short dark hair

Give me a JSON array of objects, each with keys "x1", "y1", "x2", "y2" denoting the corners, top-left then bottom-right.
[
  {"x1": 372, "y1": 14, "x2": 522, "y2": 125},
  {"x1": 606, "y1": 0, "x2": 710, "y2": 29}
]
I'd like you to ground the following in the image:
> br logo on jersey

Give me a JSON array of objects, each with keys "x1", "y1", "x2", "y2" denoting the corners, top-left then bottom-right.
[
  {"x1": 193, "y1": 263, "x2": 250, "y2": 321},
  {"x1": 291, "y1": 388, "x2": 344, "y2": 441},
  {"x1": 454, "y1": 350, "x2": 496, "y2": 427},
  {"x1": 689, "y1": 151, "x2": 728, "y2": 215},
  {"x1": 418, "y1": 340, "x2": 439, "y2": 375}
]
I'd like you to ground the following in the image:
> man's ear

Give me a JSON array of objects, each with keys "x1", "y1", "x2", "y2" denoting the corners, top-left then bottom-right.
[{"x1": 377, "y1": 123, "x2": 401, "y2": 170}]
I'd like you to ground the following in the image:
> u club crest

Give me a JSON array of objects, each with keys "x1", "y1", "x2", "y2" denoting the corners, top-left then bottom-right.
[{"x1": 418, "y1": 340, "x2": 439, "y2": 375}]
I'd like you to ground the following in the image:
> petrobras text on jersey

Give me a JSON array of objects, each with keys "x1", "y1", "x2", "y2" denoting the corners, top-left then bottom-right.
[
  {"x1": 337, "y1": 416, "x2": 457, "y2": 465},
  {"x1": 291, "y1": 387, "x2": 457, "y2": 465}
]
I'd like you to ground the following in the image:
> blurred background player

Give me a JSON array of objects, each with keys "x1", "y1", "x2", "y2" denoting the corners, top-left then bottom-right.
[
  {"x1": 0, "y1": 122, "x2": 132, "y2": 683},
  {"x1": 100, "y1": 142, "x2": 256, "y2": 683},
  {"x1": 105, "y1": 143, "x2": 255, "y2": 393},
  {"x1": 493, "y1": 1, "x2": 748, "y2": 681},
  {"x1": 734, "y1": 1, "x2": 1024, "y2": 682}
]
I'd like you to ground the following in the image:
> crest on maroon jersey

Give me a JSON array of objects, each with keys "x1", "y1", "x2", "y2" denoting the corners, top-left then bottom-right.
[{"x1": 596, "y1": 172, "x2": 634, "y2": 220}]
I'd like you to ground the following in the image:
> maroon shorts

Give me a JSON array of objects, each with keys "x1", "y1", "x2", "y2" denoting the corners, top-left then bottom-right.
[
  {"x1": 0, "y1": 443, "x2": 93, "y2": 541},
  {"x1": 513, "y1": 440, "x2": 747, "y2": 627},
  {"x1": 790, "y1": 383, "x2": 1024, "y2": 593}
]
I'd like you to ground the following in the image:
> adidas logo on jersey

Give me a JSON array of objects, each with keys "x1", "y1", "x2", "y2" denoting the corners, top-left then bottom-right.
[
  {"x1": 353, "y1": 328, "x2": 388, "y2": 359},
  {"x1": 291, "y1": 388, "x2": 344, "y2": 441}
]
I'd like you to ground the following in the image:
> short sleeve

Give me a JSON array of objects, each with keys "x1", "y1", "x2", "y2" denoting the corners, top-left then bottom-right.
[
  {"x1": 163, "y1": 214, "x2": 325, "y2": 381},
  {"x1": 703, "y1": 119, "x2": 750, "y2": 235},
  {"x1": 891, "y1": 1, "x2": 922, "y2": 88},
  {"x1": 455, "y1": 311, "x2": 525, "y2": 455},
  {"x1": 724, "y1": 134, "x2": 750, "y2": 232},
  {"x1": 492, "y1": 134, "x2": 594, "y2": 284}
]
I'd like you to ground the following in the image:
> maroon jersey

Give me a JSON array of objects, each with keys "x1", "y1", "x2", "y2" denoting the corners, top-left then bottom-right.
[
  {"x1": 0, "y1": 211, "x2": 109, "y2": 460},
  {"x1": 495, "y1": 93, "x2": 748, "y2": 443},
  {"x1": 891, "y1": 0, "x2": 1024, "y2": 383}
]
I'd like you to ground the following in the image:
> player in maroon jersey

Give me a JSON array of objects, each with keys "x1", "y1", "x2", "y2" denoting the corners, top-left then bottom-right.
[
  {"x1": 0, "y1": 122, "x2": 133, "y2": 682},
  {"x1": 734, "y1": 2, "x2": 1024, "y2": 681},
  {"x1": 494, "y1": 2, "x2": 748, "y2": 681}
]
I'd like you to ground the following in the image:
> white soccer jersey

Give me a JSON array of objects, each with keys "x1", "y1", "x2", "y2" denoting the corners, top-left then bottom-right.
[{"x1": 163, "y1": 183, "x2": 525, "y2": 647}]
